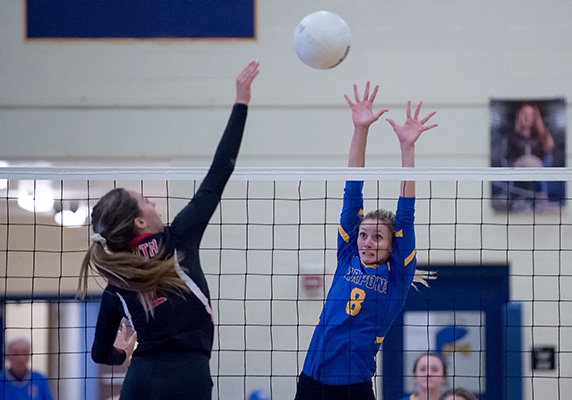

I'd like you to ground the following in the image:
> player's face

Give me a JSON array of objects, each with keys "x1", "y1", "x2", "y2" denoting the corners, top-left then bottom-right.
[
  {"x1": 357, "y1": 218, "x2": 392, "y2": 265},
  {"x1": 129, "y1": 191, "x2": 164, "y2": 234},
  {"x1": 413, "y1": 355, "x2": 447, "y2": 392},
  {"x1": 518, "y1": 105, "x2": 536, "y2": 133}
]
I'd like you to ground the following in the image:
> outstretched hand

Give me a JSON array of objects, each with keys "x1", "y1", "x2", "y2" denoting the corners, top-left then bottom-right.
[
  {"x1": 235, "y1": 60, "x2": 260, "y2": 105},
  {"x1": 114, "y1": 323, "x2": 137, "y2": 365},
  {"x1": 344, "y1": 82, "x2": 388, "y2": 129},
  {"x1": 386, "y1": 101, "x2": 437, "y2": 147}
]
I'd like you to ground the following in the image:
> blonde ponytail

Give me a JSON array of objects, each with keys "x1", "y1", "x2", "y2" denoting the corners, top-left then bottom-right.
[
  {"x1": 78, "y1": 240, "x2": 190, "y2": 317},
  {"x1": 77, "y1": 188, "x2": 190, "y2": 317}
]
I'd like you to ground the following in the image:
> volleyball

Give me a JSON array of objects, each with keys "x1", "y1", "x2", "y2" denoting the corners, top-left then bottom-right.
[{"x1": 293, "y1": 11, "x2": 352, "y2": 69}]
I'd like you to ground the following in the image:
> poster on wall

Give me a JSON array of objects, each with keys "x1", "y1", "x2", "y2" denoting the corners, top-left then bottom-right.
[
  {"x1": 490, "y1": 98, "x2": 567, "y2": 213},
  {"x1": 26, "y1": 0, "x2": 256, "y2": 39},
  {"x1": 402, "y1": 311, "x2": 486, "y2": 396}
]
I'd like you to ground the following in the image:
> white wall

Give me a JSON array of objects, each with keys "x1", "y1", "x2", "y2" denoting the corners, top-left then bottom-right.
[
  {"x1": 2, "y1": 0, "x2": 570, "y2": 167},
  {"x1": 2, "y1": 1, "x2": 572, "y2": 399}
]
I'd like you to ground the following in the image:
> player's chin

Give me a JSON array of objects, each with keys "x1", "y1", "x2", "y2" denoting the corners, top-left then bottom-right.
[{"x1": 360, "y1": 254, "x2": 378, "y2": 265}]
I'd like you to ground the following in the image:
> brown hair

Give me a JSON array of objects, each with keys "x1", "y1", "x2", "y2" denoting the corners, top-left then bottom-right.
[
  {"x1": 439, "y1": 388, "x2": 478, "y2": 400},
  {"x1": 515, "y1": 103, "x2": 554, "y2": 152},
  {"x1": 77, "y1": 188, "x2": 189, "y2": 316},
  {"x1": 412, "y1": 353, "x2": 448, "y2": 378},
  {"x1": 361, "y1": 208, "x2": 433, "y2": 287}
]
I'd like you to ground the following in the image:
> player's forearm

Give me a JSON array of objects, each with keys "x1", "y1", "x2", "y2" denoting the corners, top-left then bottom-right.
[
  {"x1": 92, "y1": 340, "x2": 127, "y2": 365},
  {"x1": 209, "y1": 104, "x2": 247, "y2": 177},
  {"x1": 172, "y1": 104, "x2": 248, "y2": 237},
  {"x1": 198, "y1": 103, "x2": 248, "y2": 198},
  {"x1": 348, "y1": 126, "x2": 369, "y2": 168},
  {"x1": 400, "y1": 142, "x2": 415, "y2": 198}
]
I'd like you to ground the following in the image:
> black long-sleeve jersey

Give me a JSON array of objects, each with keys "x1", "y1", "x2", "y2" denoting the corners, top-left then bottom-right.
[{"x1": 91, "y1": 104, "x2": 248, "y2": 365}]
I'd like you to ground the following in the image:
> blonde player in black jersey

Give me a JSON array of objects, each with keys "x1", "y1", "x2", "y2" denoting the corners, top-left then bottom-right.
[{"x1": 78, "y1": 60, "x2": 259, "y2": 400}]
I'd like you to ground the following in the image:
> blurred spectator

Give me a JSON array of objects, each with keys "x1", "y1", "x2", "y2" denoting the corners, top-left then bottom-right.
[
  {"x1": 401, "y1": 354, "x2": 447, "y2": 400},
  {"x1": 1, "y1": 338, "x2": 53, "y2": 400},
  {"x1": 439, "y1": 387, "x2": 478, "y2": 400}
]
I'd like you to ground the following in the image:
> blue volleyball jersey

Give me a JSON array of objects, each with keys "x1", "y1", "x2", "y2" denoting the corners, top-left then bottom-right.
[{"x1": 302, "y1": 180, "x2": 417, "y2": 385}]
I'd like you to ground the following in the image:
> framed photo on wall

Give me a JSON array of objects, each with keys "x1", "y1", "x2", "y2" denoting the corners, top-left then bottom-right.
[
  {"x1": 490, "y1": 98, "x2": 566, "y2": 213},
  {"x1": 26, "y1": 0, "x2": 256, "y2": 40}
]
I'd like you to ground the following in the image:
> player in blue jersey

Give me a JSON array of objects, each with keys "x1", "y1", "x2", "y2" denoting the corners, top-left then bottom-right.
[{"x1": 294, "y1": 82, "x2": 437, "y2": 400}]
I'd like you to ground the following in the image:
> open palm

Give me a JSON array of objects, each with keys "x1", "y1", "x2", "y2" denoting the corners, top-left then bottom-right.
[
  {"x1": 387, "y1": 100, "x2": 437, "y2": 146},
  {"x1": 344, "y1": 81, "x2": 388, "y2": 128}
]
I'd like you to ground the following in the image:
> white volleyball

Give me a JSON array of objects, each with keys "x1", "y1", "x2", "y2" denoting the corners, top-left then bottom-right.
[{"x1": 293, "y1": 11, "x2": 352, "y2": 69}]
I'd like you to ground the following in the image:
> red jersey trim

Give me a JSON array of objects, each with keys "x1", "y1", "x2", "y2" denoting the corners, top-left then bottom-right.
[{"x1": 130, "y1": 233, "x2": 153, "y2": 250}]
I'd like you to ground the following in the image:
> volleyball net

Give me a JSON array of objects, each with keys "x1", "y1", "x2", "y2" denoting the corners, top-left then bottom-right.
[{"x1": 0, "y1": 166, "x2": 570, "y2": 400}]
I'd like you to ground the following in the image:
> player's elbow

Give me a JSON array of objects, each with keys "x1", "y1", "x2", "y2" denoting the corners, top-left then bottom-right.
[
  {"x1": 91, "y1": 349, "x2": 106, "y2": 364},
  {"x1": 91, "y1": 347, "x2": 124, "y2": 365}
]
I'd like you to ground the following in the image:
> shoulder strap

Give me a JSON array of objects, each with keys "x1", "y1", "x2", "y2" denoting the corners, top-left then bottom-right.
[
  {"x1": 116, "y1": 292, "x2": 134, "y2": 327},
  {"x1": 116, "y1": 251, "x2": 215, "y2": 325},
  {"x1": 173, "y1": 250, "x2": 215, "y2": 323}
]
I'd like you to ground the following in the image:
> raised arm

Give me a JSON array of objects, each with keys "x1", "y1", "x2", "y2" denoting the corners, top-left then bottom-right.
[
  {"x1": 171, "y1": 61, "x2": 259, "y2": 241},
  {"x1": 386, "y1": 101, "x2": 437, "y2": 197},
  {"x1": 344, "y1": 82, "x2": 388, "y2": 167}
]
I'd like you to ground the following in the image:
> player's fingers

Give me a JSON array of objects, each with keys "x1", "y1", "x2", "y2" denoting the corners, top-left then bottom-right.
[
  {"x1": 420, "y1": 111, "x2": 436, "y2": 125},
  {"x1": 344, "y1": 94, "x2": 354, "y2": 107},
  {"x1": 237, "y1": 63, "x2": 251, "y2": 80},
  {"x1": 363, "y1": 81, "x2": 370, "y2": 101},
  {"x1": 245, "y1": 67, "x2": 260, "y2": 83},
  {"x1": 116, "y1": 327, "x2": 125, "y2": 340},
  {"x1": 414, "y1": 101, "x2": 422, "y2": 120},
  {"x1": 370, "y1": 85, "x2": 379, "y2": 103},
  {"x1": 386, "y1": 118, "x2": 397, "y2": 128},
  {"x1": 239, "y1": 60, "x2": 260, "y2": 82},
  {"x1": 406, "y1": 101, "x2": 412, "y2": 119},
  {"x1": 245, "y1": 59, "x2": 258, "y2": 72},
  {"x1": 353, "y1": 84, "x2": 360, "y2": 102},
  {"x1": 421, "y1": 124, "x2": 438, "y2": 132},
  {"x1": 237, "y1": 60, "x2": 259, "y2": 82},
  {"x1": 374, "y1": 109, "x2": 389, "y2": 120}
]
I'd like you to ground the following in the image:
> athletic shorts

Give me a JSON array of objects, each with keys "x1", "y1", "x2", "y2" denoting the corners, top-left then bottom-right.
[
  {"x1": 120, "y1": 351, "x2": 212, "y2": 400},
  {"x1": 294, "y1": 372, "x2": 376, "y2": 400}
]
